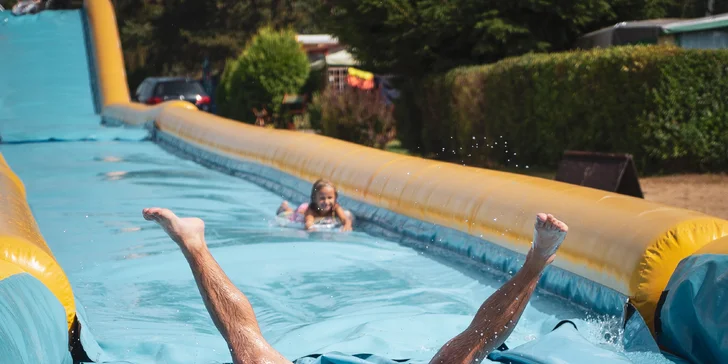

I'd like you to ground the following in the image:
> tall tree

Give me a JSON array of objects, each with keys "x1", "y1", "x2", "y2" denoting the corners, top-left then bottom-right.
[
  {"x1": 312, "y1": 0, "x2": 719, "y2": 77},
  {"x1": 114, "y1": 0, "x2": 321, "y2": 89}
]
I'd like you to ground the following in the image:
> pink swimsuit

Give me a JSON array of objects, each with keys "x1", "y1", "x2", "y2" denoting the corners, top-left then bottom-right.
[
  {"x1": 285, "y1": 203, "x2": 339, "y2": 225},
  {"x1": 289, "y1": 203, "x2": 310, "y2": 223}
]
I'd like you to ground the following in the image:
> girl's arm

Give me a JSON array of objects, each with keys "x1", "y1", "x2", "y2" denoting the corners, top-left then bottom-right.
[
  {"x1": 304, "y1": 210, "x2": 316, "y2": 231},
  {"x1": 335, "y1": 205, "x2": 352, "y2": 232}
]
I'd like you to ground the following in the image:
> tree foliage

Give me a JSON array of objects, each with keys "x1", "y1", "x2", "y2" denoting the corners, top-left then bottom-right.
[
  {"x1": 312, "y1": 0, "x2": 719, "y2": 77},
  {"x1": 3, "y1": 0, "x2": 719, "y2": 86},
  {"x1": 113, "y1": 0, "x2": 320, "y2": 89},
  {"x1": 216, "y1": 27, "x2": 310, "y2": 123},
  {"x1": 311, "y1": 88, "x2": 397, "y2": 149}
]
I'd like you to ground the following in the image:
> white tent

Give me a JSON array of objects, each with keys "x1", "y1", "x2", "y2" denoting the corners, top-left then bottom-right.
[
  {"x1": 296, "y1": 34, "x2": 339, "y2": 46},
  {"x1": 325, "y1": 49, "x2": 359, "y2": 67},
  {"x1": 309, "y1": 49, "x2": 359, "y2": 71}
]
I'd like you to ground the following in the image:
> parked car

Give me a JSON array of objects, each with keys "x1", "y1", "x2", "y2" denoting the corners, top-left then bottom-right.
[{"x1": 134, "y1": 77, "x2": 211, "y2": 112}]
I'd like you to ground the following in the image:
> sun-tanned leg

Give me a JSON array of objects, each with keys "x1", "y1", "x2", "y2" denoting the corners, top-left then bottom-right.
[
  {"x1": 142, "y1": 207, "x2": 291, "y2": 364},
  {"x1": 144, "y1": 207, "x2": 566, "y2": 364},
  {"x1": 429, "y1": 213, "x2": 569, "y2": 364}
]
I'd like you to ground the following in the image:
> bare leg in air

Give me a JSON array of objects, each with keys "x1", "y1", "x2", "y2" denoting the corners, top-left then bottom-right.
[
  {"x1": 142, "y1": 208, "x2": 291, "y2": 364},
  {"x1": 429, "y1": 213, "x2": 568, "y2": 364},
  {"x1": 143, "y1": 208, "x2": 567, "y2": 364}
]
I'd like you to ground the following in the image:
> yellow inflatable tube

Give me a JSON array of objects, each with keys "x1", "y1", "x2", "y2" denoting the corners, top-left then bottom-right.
[
  {"x1": 0, "y1": 153, "x2": 76, "y2": 330},
  {"x1": 102, "y1": 101, "x2": 196, "y2": 126},
  {"x1": 83, "y1": 0, "x2": 197, "y2": 121},
  {"x1": 693, "y1": 235, "x2": 728, "y2": 256},
  {"x1": 84, "y1": 0, "x2": 129, "y2": 107},
  {"x1": 148, "y1": 107, "x2": 728, "y2": 332}
]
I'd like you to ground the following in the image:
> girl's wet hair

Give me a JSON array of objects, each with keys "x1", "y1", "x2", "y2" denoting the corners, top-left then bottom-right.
[{"x1": 309, "y1": 179, "x2": 338, "y2": 211}]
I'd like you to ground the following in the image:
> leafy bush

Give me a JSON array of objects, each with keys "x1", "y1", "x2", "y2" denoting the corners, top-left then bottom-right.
[
  {"x1": 314, "y1": 88, "x2": 397, "y2": 149},
  {"x1": 307, "y1": 92, "x2": 324, "y2": 131},
  {"x1": 301, "y1": 67, "x2": 326, "y2": 96},
  {"x1": 396, "y1": 45, "x2": 728, "y2": 174},
  {"x1": 216, "y1": 27, "x2": 309, "y2": 124}
]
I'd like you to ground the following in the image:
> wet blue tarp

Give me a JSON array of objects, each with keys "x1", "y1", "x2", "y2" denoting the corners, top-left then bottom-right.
[
  {"x1": 288, "y1": 317, "x2": 683, "y2": 364},
  {"x1": 0, "y1": 273, "x2": 73, "y2": 364},
  {"x1": 489, "y1": 321, "x2": 632, "y2": 364},
  {"x1": 657, "y1": 253, "x2": 728, "y2": 364},
  {"x1": 294, "y1": 353, "x2": 414, "y2": 364}
]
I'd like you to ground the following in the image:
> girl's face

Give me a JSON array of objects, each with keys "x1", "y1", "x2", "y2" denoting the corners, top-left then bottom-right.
[{"x1": 315, "y1": 186, "x2": 336, "y2": 213}]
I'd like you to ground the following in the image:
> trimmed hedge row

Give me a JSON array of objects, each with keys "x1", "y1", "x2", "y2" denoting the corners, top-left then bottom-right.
[{"x1": 396, "y1": 45, "x2": 728, "y2": 174}]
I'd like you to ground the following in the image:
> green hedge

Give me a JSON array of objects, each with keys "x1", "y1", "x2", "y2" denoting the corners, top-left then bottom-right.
[{"x1": 397, "y1": 45, "x2": 728, "y2": 174}]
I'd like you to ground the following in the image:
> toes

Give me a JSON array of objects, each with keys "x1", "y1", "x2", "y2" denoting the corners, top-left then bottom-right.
[
  {"x1": 546, "y1": 215, "x2": 556, "y2": 230},
  {"x1": 154, "y1": 208, "x2": 180, "y2": 224},
  {"x1": 546, "y1": 215, "x2": 568, "y2": 233},
  {"x1": 142, "y1": 208, "x2": 164, "y2": 221},
  {"x1": 556, "y1": 220, "x2": 569, "y2": 232},
  {"x1": 535, "y1": 213, "x2": 568, "y2": 233},
  {"x1": 545, "y1": 215, "x2": 557, "y2": 228}
]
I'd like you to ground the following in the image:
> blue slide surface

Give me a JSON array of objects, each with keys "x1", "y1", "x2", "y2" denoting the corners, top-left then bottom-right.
[{"x1": 0, "y1": 10, "x2": 142, "y2": 143}]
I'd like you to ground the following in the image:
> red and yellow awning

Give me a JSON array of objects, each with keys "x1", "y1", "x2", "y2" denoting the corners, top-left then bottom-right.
[{"x1": 347, "y1": 67, "x2": 374, "y2": 90}]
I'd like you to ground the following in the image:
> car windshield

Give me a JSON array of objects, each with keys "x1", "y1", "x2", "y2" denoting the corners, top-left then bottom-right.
[{"x1": 155, "y1": 80, "x2": 206, "y2": 96}]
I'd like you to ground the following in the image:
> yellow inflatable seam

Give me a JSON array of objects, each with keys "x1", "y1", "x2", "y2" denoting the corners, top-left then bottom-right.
[
  {"x1": 693, "y1": 235, "x2": 728, "y2": 255},
  {"x1": 0, "y1": 154, "x2": 27, "y2": 196},
  {"x1": 0, "y1": 236, "x2": 76, "y2": 328},
  {"x1": 0, "y1": 260, "x2": 25, "y2": 281},
  {"x1": 84, "y1": 0, "x2": 130, "y2": 106},
  {"x1": 0, "y1": 152, "x2": 76, "y2": 330},
  {"x1": 631, "y1": 217, "x2": 728, "y2": 333},
  {"x1": 0, "y1": 168, "x2": 52, "y2": 257}
]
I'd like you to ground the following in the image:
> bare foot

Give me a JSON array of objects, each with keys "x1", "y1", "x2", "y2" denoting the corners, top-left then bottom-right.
[
  {"x1": 532, "y1": 213, "x2": 568, "y2": 265},
  {"x1": 142, "y1": 207, "x2": 206, "y2": 252},
  {"x1": 276, "y1": 201, "x2": 291, "y2": 216}
]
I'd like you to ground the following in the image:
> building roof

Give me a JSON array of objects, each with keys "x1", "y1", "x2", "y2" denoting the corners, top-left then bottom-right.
[
  {"x1": 663, "y1": 12, "x2": 728, "y2": 34},
  {"x1": 580, "y1": 18, "x2": 683, "y2": 39},
  {"x1": 576, "y1": 19, "x2": 682, "y2": 49},
  {"x1": 576, "y1": 13, "x2": 728, "y2": 49},
  {"x1": 325, "y1": 49, "x2": 358, "y2": 66},
  {"x1": 295, "y1": 34, "x2": 339, "y2": 46}
]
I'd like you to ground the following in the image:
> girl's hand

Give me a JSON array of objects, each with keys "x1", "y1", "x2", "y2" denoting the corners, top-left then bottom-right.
[{"x1": 334, "y1": 206, "x2": 352, "y2": 232}]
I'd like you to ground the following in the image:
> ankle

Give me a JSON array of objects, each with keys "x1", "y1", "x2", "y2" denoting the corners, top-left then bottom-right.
[
  {"x1": 181, "y1": 238, "x2": 206, "y2": 255},
  {"x1": 524, "y1": 249, "x2": 551, "y2": 271}
]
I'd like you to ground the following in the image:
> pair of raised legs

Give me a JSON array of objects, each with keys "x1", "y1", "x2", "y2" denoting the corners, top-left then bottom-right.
[{"x1": 142, "y1": 208, "x2": 568, "y2": 364}]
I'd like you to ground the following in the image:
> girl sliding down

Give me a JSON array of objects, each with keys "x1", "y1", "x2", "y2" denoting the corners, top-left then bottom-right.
[{"x1": 277, "y1": 179, "x2": 353, "y2": 232}]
